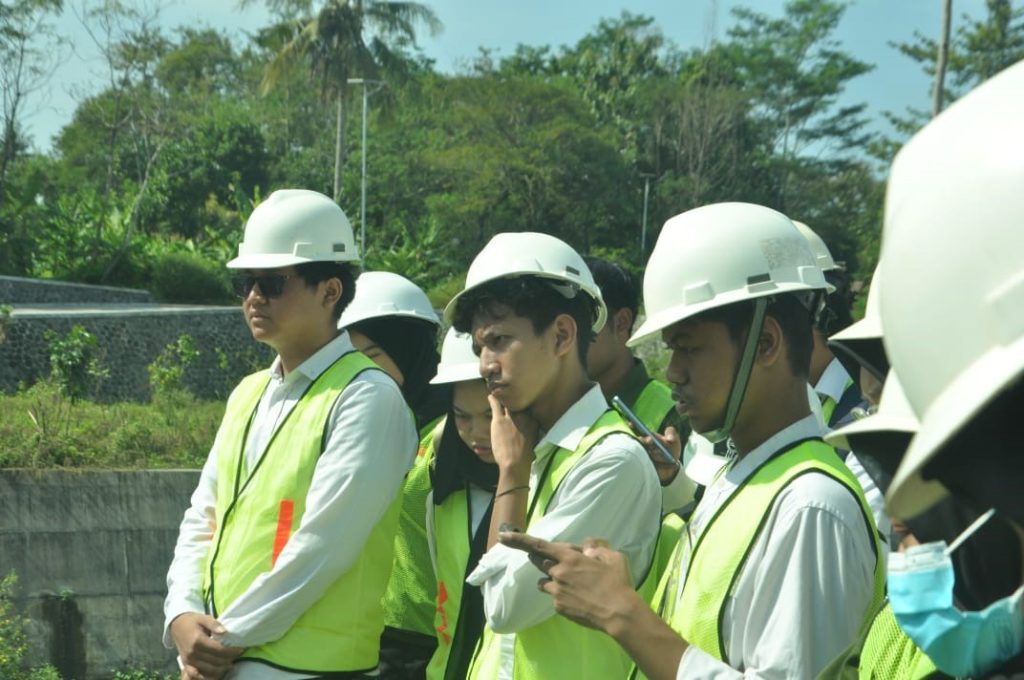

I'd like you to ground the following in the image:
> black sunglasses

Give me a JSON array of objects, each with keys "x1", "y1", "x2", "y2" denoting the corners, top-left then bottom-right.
[{"x1": 232, "y1": 273, "x2": 294, "y2": 299}]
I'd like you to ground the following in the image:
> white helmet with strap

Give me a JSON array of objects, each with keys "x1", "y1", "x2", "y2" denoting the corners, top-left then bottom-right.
[
  {"x1": 883, "y1": 60, "x2": 1024, "y2": 519},
  {"x1": 431, "y1": 327, "x2": 481, "y2": 385},
  {"x1": 828, "y1": 263, "x2": 887, "y2": 382},
  {"x1": 338, "y1": 271, "x2": 440, "y2": 329},
  {"x1": 228, "y1": 189, "x2": 359, "y2": 269},
  {"x1": 443, "y1": 232, "x2": 606, "y2": 332},
  {"x1": 630, "y1": 202, "x2": 828, "y2": 443}
]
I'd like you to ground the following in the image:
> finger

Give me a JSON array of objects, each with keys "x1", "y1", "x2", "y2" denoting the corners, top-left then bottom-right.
[
  {"x1": 663, "y1": 426, "x2": 679, "y2": 444},
  {"x1": 537, "y1": 576, "x2": 556, "y2": 595},
  {"x1": 582, "y1": 536, "x2": 611, "y2": 551},
  {"x1": 499, "y1": 532, "x2": 581, "y2": 563},
  {"x1": 195, "y1": 613, "x2": 227, "y2": 636},
  {"x1": 182, "y1": 665, "x2": 204, "y2": 680},
  {"x1": 487, "y1": 393, "x2": 507, "y2": 417}
]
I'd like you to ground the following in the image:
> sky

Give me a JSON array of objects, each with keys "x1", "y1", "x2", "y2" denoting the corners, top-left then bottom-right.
[{"x1": 24, "y1": 0, "x2": 989, "y2": 154}]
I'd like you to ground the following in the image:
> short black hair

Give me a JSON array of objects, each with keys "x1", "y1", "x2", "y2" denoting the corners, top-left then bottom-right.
[
  {"x1": 451, "y1": 276, "x2": 596, "y2": 365},
  {"x1": 294, "y1": 261, "x2": 359, "y2": 322},
  {"x1": 693, "y1": 292, "x2": 815, "y2": 378},
  {"x1": 582, "y1": 255, "x2": 638, "y2": 331},
  {"x1": 818, "y1": 269, "x2": 854, "y2": 336}
]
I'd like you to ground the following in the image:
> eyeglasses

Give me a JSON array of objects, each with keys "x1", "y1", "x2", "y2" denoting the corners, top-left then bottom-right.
[{"x1": 232, "y1": 273, "x2": 294, "y2": 299}]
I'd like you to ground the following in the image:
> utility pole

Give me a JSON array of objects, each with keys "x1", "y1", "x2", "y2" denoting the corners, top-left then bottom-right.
[
  {"x1": 640, "y1": 173, "x2": 656, "y2": 257},
  {"x1": 347, "y1": 78, "x2": 384, "y2": 255},
  {"x1": 933, "y1": 0, "x2": 953, "y2": 117}
]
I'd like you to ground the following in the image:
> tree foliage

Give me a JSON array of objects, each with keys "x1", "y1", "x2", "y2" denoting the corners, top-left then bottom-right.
[{"x1": 1, "y1": 0, "x2": 907, "y2": 297}]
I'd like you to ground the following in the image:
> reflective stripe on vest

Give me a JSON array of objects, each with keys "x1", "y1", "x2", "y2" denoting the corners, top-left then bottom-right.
[
  {"x1": 382, "y1": 417, "x2": 444, "y2": 637},
  {"x1": 648, "y1": 439, "x2": 885, "y2": 674},
  {"x1": 632, "y1": 379, "x2": 676, "y2": 433},
  {"x1": 822, "y1": 377, "x2": 858, "y2": 428},
  {"x1": 201, "y1": 351, "x2": 400, "y2": 673},
  {"x1": 468, "y1": 411, "x2": 644, "y2": 680},
  {"x1": 427, "y1": 482, "x2": 473, "y2": 680}
]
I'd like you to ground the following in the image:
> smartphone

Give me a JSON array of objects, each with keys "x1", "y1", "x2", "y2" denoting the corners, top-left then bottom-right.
[{"x1": 611, "y1": 395, "x2": 679, "y2": 466}]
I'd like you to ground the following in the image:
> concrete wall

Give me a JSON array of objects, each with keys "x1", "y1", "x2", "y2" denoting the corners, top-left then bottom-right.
[
  {"x1": 0, "y1": 276, "x2": 152, "y2": 305},
  {"x1": 0, "y1": 470, "x2": 199, "y2": 679},
  {"x1": 2, "y1": 307, "x2": 273, "y2": 401}
]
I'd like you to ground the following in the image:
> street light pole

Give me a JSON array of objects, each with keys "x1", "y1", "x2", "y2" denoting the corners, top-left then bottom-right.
[
  {"x1": 640, "y1": 173, "x2": 655, "y2": 257},
  {"x1": 347, "y1": 78, "x2": 383, "y2": 255}
]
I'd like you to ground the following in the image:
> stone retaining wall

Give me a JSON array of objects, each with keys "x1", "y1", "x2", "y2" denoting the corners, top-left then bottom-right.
[
  {"x1": 1, "y1": 307, "x2": 272, "y2": 401},
  {"x1": 0, "y1": 469, "x2": 199, "y2": 679},
  {"x1": 0, "y1": 276, "x2": 152, "y2": 305}
]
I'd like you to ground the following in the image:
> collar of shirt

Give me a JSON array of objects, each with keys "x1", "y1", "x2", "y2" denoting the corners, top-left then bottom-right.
[
  {"x1": 723, "y1": 413, "x2": 827, "y2": 488},
  {"x1": 533, "y1": 384, "x2": 609, "y2": 462},
  {"x1": 267, "y1": 331, "x2": 357, "y2": 386},
  {"x1": 814, "y1": 357, "x2": 853, "y2": 405},
  {"x1": 612, "y1": 358, "x2": 653, "y2": 407}
]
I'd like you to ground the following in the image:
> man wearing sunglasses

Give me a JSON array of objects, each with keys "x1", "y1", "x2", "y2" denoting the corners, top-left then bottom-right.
[{"x1": 163, "y1": 189, "x2": 418, "y2": 679}]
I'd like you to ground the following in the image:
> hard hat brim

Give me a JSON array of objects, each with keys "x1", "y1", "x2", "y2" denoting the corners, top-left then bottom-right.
[
  {"x1": 830, "y1": 314, "x2": 882, "y2": 344},
  {"x1": 886, "y1": 338, "x2": 1024, "y2": 519},
  {"x1": 628, "y1": 281, "x2": 823, "y2": 347},
  {"x1": 430, "y1": 363, "x2": 483, "y2": 385},
  {"x1": 824, "y1": 407, "x2": 917, "y2": 452},
  {"x1": 226, "y1": 253, "x2": 357, "y2": 270}
]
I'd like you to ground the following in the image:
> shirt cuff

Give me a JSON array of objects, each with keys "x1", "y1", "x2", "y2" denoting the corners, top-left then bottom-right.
[
  {"x1": 466, "y1": 543, "x2": 511, "y2": 586},
  {"x1": 676, "y1": 644, "x2": 741, "y2": 679}
]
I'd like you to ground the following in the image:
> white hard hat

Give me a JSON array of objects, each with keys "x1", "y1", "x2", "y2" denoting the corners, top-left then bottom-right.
[
  {"x1": 792, "y1": 220, "x2": 839, "y2": 273},
  {"x1": 443, "y1": 232, "x2": 606, "y2": 332},
  {"x1": 828, "y1": 263, "x2": 887, "y2": 381},
  {"x1": 338, "y1": 271, "x2": 440, "y2": 329},
  {"x1": 431, "y1": 328, "x2": 481, "y2": 384},
  {"x1": 825, "y1": 371, "x2": 917, "y2": 452},
  {"x1": 629, "y1": 202, "x2": 828, "y2": 346},
  {"x1": 883, "y1": 60, "x2": 1024, "y2": 519},
  {"x1": 227, "y1": 189, "x2": 359, "y2": 269}
]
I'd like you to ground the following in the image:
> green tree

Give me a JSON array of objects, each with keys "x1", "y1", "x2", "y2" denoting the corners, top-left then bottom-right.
[{"x1": 256, "y1": 0, "x2": 441, "y2": 202}]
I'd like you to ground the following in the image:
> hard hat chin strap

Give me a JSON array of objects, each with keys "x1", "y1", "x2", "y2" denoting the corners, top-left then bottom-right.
[{"x1": 701, "y1": 297, "x2": 769, "y2": 444}]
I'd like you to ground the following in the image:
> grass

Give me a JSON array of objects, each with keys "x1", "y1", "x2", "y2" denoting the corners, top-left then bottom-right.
[{"x1": 0, "y1": 381, "x2": 223, "y2": 469}]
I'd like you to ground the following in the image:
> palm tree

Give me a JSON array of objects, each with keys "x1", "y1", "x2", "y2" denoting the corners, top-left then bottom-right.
[{"x1": 258, "y1": 0, "x2": 441, "y2": 202}]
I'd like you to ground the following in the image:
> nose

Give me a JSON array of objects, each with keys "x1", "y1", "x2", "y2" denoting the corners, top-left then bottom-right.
[
  {"x1": 665, "y1": 349, "x2": 688, "y2": 386},
  {"x1": 479, "y1": 347, "x2": 499, "y2": 380}
]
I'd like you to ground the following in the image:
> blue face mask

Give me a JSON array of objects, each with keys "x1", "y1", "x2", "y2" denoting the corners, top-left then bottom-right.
[{"x1": 887, "y1": 509, "x2": 1024, "y2": 678}]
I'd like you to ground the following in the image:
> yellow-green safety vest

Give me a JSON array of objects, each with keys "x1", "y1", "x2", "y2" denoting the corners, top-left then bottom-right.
[
  {"x1": 381, "y1": 417, "x2": 445, "y2": 638},
  {"x1": 201, "y1": 351, "x2": 400, "y2": 674},
  {"x1": 632, "y1": 379, "x2": 677, "y2": 433},
  {"x1": 468, "y1": 410, "x2": 651, "y2": 680},
  {"x1": 636, "y1": 438, "x2": 886, "y2": 678},
  {"x1": 817, "y1": 600, "x2": 939, "y2": 680},
  {"x1": 428, "y1": 476, "x2": 475, "y2": 680}
]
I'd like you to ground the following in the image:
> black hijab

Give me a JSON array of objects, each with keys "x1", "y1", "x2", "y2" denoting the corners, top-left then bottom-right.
[{"x1": 348, "y1": 316, "x2": 447, "y2": 430}]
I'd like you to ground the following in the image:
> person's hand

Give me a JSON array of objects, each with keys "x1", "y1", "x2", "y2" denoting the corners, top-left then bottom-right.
[
  {"x1": 637, "y1": 426, "x2": 683, "y2": 486},
  {"x1": 499, "y1": 531, "x2": 638, "y2": 635},
  {"x1": 170, "y1": 612, "x2": 243, "y2": 680},
  {"x1": 488, "y1": 393, "x2": 539, "y2": 476}
]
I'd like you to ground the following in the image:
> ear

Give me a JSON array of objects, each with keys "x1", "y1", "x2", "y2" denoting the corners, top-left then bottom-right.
[
  {"x1": 552, "y1": 313, "x2": 578, "y2": 359},
  {"x1": 322, "y1": 277, "x2": 342, "y2": 312},
  {"x1": 613, "y1": 307, "x2": 634, "y2": 342},
  {"x1": 756, "y1": 315, "x2": 785, "y2": 369}
]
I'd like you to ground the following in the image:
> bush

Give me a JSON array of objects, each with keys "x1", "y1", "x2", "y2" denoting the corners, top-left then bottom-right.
[
  {"x1": 44, "y1": 326, "x2": 108, "y2": 402},
  {"x1": 0, "y1": 381, "x2": 223, "y2": 469},
  {"x1": 149, "y1": 251, "x2": 232, "y2": 304},
  {"x1": 0, "y1": 572, "x2": 61, "y2": 680},
  {"x1": 148, "y1": 334, "x2": 200, "y2": 396}
]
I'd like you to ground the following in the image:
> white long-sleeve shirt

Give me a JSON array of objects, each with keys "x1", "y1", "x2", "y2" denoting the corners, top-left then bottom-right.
[
  {"x1": 813, "y1": 359, "x2": 891, "y2": 546},
  {"x1": 163, "y1": 331, "x2": 417, "y2": 680},
  {"x1": 673, "y1": 414, "x2": 878, "y2": 679},
  {"x1": 466, "y1": 385, "x2": 662, "y2": 673}
]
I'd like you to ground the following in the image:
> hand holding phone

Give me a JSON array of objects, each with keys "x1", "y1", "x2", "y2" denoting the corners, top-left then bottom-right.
[{"x1": 611, "y1": 395, "x2": 679, "y2": 467}]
